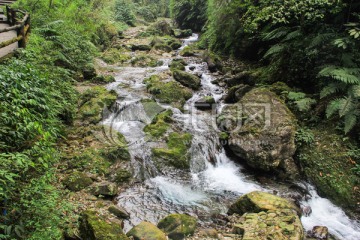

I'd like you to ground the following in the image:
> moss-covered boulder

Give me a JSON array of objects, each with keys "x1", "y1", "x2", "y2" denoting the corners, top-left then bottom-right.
[
  {"x1": 157, "y1": 214, "x2": 197, "y2": 240},
  {"x1": 127, "y1": 222, "x2": 167, "y2": 240},
  {"x1": 63, "y1": 172, "x2": 93, "y2": 192},
  {"x1": 228, "y1": 192, "x2": 303, "y2": 240},
  {"x1": 232, "y1": 209, "x2": 304, "y2": 240},
  {"x1": 173, "y1": 29, "x2": 193, "y2": 38},
  {"x1": 131, "y1": 44, "x2": 152, "y2": 51},
  {"x1": 144, "y1": 109, "x2": 173, "y2": 138},
  {"x1": 194, "y1": 96, "x2": 216, "y2": 110},
  {"x1": 131, "y1": 54, "x2": 163, "y2": 67},
  {"x1": 224, "y1": 84, "x2": 252, "y2": 103},
  {"x1": 220, "y1": 88, "x2": 299, "y2": 178},
  {"x1": 101, "y1": 48, "x2": 131, "y2": 65},
  {"x1": 113, "y1": 169, "x2": 132, "y2": 184},
  {"x1": 173, "y1": 70, "x2": 201, "y2": 90},
  {"x1": 78, "y1": 87, "x2": 117, "y2": 124},
  {"x1": 179, "y1": 46, "x2": 195, "y2": 57},
  {"x1": 152, "y1": 132, "x2": 193, "y2": 169},
  {"x1": 228, "y1": 191, "x2": 300, "y2": 216},
  {"x1": 108, "y1": 205, "x2": 130, "y2": 220},
  {"x1": 79, "y1": 211, "x2": 128, "y2": 240},
  {"x1": 202, "y1": 51, "x2": 222, "y2": 73},
  {"x1": 297, "y1": 129, "x2": 360, "y2": 209},
  {"x1": 144, "y1": 75, "x2": 192, "y2": 109},
  {"x1": 89, "y1": 182, "x2": 118, "y2": 197},
  {"x1": 83, "y1": 63, "x2": 97, "y2": 80},
  {"x1": 169, "y1": 59, "x2": 187, "y2": 71}
]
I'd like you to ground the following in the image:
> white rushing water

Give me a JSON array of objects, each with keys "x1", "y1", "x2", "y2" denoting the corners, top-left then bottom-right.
[{"x1": 102, "y1": 34, "x2": 360, "y2": 238}]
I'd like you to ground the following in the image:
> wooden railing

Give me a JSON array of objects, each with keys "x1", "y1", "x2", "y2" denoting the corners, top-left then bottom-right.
[{"x1": 0, "y1": 5, "x2": 30, "y2": 49}]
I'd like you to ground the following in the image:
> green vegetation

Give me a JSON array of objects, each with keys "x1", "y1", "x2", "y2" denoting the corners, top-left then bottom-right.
[
  {"x1": 152, "y1": 132, "x2": 193, "y2": 169},
  {"x1": 144, "y1": 110, "x2": 173, "y2": 138},
  {"x1": 170, "y1": 0, "x2": 207, "y2": 31},
  {"x1": 0, "y1": 0, "x2": 126, "y2": 238}
]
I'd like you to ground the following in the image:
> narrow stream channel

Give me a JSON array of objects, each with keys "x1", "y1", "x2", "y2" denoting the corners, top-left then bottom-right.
[{"x1": 102, "y1": 34, "x2": 360, "y2": 239}]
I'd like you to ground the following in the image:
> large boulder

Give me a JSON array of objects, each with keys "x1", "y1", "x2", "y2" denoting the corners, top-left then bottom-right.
[
  {"x1": 173, "y1": 29, "x2": 193, "y2": 38},
  {"x1": 157, "y1": 214, "x2": 197, "y2": 240},
  {"x1": 228, "y1": 191, "x2": 300, "y2": 216},
  {"x1": 224, "y1": 84, "x2": 252, "y2": 103},
  {"x1": 89, "y1": 182, "x2": 118, "y2": 197},
  {"x1": 220, "y1": 88, "x2": 298, "y2": 178},
  {"x1": 169, "y1": 59, "x2": 187, "y2": 71},
  {"x1": 195, "y1": 96, "x2": 216, "y2": 110},
  {"x1": 127, "y1": 222, "x2": 167, "y2": 240},
  {"x1": 228, "y1": 191, "x2": 304, "y2": 240},
  {"x1": 79, "y1": 211, "x2": 128, "y2": 240},
  {"x1": 108, "y1": 205, "x2": 130, "y2": 220},
  {"x1": 63, "y1": 172, "x2": 93, "y2": 192},
  {"x1": 173, "y1": 70, "x2": 201, "y2": 90}
]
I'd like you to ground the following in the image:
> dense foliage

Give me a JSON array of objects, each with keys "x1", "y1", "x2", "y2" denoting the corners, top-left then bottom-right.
[
  {"x1": 0, "y1": 0, "x2": 120, "y2": 238},
  {"x1": 199, "y1": 0, "x2": 360, "y2": 135},
  {"x1": 169, "y1": 0, "x2": 207, "y2": 31}
]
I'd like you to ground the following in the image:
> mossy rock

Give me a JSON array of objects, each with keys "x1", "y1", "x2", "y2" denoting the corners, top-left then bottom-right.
[
  {"x1": 89, "y1": 182, "x2": 118, "y2": 197},
  {"x1": 83, "y1": 63, "x2": 97, "y2": 80},
  {"x1": 154, "y1": 43, "x2": 172, "y2": 53},
  {"x1": 144, "y1": 109, "x2": 173, "y2": 138},
  {"x1": 108, "y1": 205, "x2": 130, "y2": 220},
  {"x1": 63, "y1": 172, "x2": 93, "y2": 192},
  {"x1": 297, "y1": 129, "x2": 360, "y2": 210},
  {"x1": 127, "y1": 222, "x2": 167, "y2": 240},
  {"x1": 202, "y1": 51, "x2": 222, "y2": 73},
  {"x1": 91, "y1": 75, "x2": 116, "y2": 84},
  {"x1": 101, "y1": 145, "x2": 131, "y2": 162},
  {"x1": 131, "y1": 44, "x2": 152, "y2": 51},
  {"x1": 113, "y1": 169, "x2": 132, "y2": 184},
  {"x1": 101, "y1": 48, "x2": 131, "y2": 65},
  {"x1": 131, "y1": 54, "x2": 163, "y2": 67},
  {"x1": 78, "y1": 87, "x2": 117, "y2": 124},
  {"x1": 172, "y1": 70, "x2": 201, "y2": 90},
  {"x1": 144, "y1": 75, "x2": 192, "y2": 109},
  {"x1": 152, "y1": 132, "x2": 193, "y2": 169},
  {"x1": 179, "y1": 46, "x2": 194, "y2": 57},
  {"x1": 228, "y1": 191, "x2": 301, "y2": 216},
  {"x1": 157, "y1": 214, "x2": 197, "y2": 240},
  {"x1": 169, "y1": 59, "x2": 187, "y2": 71},
  {"x1": 79, "y1": 211, "x2": 128, "y2": 240},
  {"x1": 173, "y1": 29, "x2": 193, "y2": 38},
  {"x1": 141, "y1": 99, "x2": 165, "y2": 120},
  {"x1": 232, "y1": 209, "x2": 304, "y2": 240},
  {"x1": 194, "y1": 96, "x2": 216, "y2": 110}
]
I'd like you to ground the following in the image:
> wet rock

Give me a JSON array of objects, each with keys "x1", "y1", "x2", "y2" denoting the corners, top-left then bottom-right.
[
  {"x1": 79, "y1": 210, "x2": 128, "y2": 240},
  {"x1": 197, "y1": 228, "x2": 218, "y2": 239},
  {"x1": 89, "y1": 182, "x2": 118, "y2": 197},
  {"x1": 232, "y1": 209, "x2": 304, "y2": 240},
  {"x1": 179, "y1": 46, "x2": 195, "y2": 57},
  {"x1": 195, "y1": 96, "x2": 216, "y2": 110},
  {"x1": 83, "y1": 64, "x2": 97, "y2": 80},
  {"x1": 131, "y1": 44, "x2": 151, "y2": 51},
  {"x1": 228, "y1": 191, "x2": 301, "y2": 216},
  {"x1": 202, "y1": 51, "x2": 222, "y2": 73},
  {"x1": 173, "y1": 29, "x2": 193, "y2": 38},
  {"x1": 127, "y1": 222, "x2": 166, "y2": 240},
  {"x1": 222, "y1": 88, "x2": 299, "y2": 178},
  {"x1": 310, "y1": 226, "x2": 329, "y2": 239},
  {"x1": 154, "y1": 44, "x2": 172, "y2": 53},
  {"x1": 189, "y1": 66, "x2": 196, "y2": 71},
  {"x1": 224, "y1": 84, "x2": 252, "y2": 103},
  {"x1": 169, "y1": 59, "x2": 187, "y2": 71},
  {"x1": 173, "y1": 70, "x2": 201, "y2": 90},
  {"x1": 157, "y1": 214, "x2": 197, "y2": 240},
  {"x1": 108, "y1": 205, "x2": 130, "y2": 220},
  {"x1": 301, "y1": 205, "x2": 312, "y2": 217},
  {"x1": 63, "y1": 172, "x2": 93, "y2": 192},
  {"x1": 225, "y1": 72, "x2": 255, "y2": 87}
]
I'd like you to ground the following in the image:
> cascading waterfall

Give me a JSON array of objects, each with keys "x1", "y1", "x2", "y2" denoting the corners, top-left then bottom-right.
[{"x1": 101, "y1": 34, "x2": 360, "y2": 239}]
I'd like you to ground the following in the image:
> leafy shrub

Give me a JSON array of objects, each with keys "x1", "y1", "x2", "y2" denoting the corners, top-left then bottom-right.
[{"x1": 115, "y1": 0, "x2": 136, "y2": 26}]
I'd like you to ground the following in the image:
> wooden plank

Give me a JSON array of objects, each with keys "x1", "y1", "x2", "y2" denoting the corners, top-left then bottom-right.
[{"x1": 0, "y1": 34, "x2": 21, "y2": 48}]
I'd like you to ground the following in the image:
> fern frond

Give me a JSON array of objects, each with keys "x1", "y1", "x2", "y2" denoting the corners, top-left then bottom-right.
[
  {"x1": 295, "y1": 98, "x2": 317, "y2": 112},
  {"x1": 326, "y1": 98, "x2": 342, "y2": 118},
  {"x1": 349, "y1": 85, "x2": 360, "y2": 98},
  {"x1": 338, "y1": 97, "x2": 353, "y2": 117},
  {"x1": 284, "y1": 29, "x2": 302, "y2": 41},
  {"x1": 318, "y1": 66, "x2": 360, "y2": 84},
  {"x1": 320, "y1": 82, "x2": 345, "y2": 99},
  {"x1": 263, "y1": 44, "x2": 285, "y2": 59},
  {"x1": 308, "y1": 33, "x2": 335, "y2": 48},
  {"x1": 262, "y1": 27, "x2": 289, "y2": 41},
  {"x1": 344, "y1": 111, "x2": 359, "y2": 134}
]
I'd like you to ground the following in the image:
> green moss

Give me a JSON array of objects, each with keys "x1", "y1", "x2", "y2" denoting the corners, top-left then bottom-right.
[
  {"x1": 144, "y1": 75, "x2": 192, "y2": 109},
  {"x1": 172, "y1": 70, "x2": 201, "y2": 90},
  {"x1": 144, "y1": 110, "x2": 173, "y2": 138},
  {"x1": 101, "y1": 145, "x2": 131, "y2": 162},
  {"x1": 219, "y1": 132, "x2": 229, "y2": 141},
  {"x1": 63, "y1": 171, "x2": 93, "y2": 192},
  {"x1": 297, "y1": 129, "x2": 360, "y2": 209},
  {"x1": 79, "y1": 211, "x2": 129, "y2": 240},
  {"x1": 101, "y1": 48, "x2": 131, "y2": 64},
  {"x1": 69, "y1": 149, "x2": 112, "y2": 175},
  {"x1": 152, "y1": 132, "x2": 193, "y2": 169},
  {"x1": 91, "y1": 75, "x2": 116, "y2": 84},
  {"x1": 179, "y1": 46, "x2": 195, "y2": 57},
  {"x1": 78, "y1": 87, "x2": 117, "y2": 124},
  {"x1": 157, "y1": 214, "x2": 197, "y2": 240},
  {"x1": 127, "y1": 222, "x2": 167, "y2": 240},
  {"x1": 169, "y1": 59, "x2": 187, "y2": 71},
  {"x1": 114, "y1": 169, "x2": 132, "y2": 184},
  {"x1": 131, "y1": 54, "x2": 163, "y2": 67}
]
